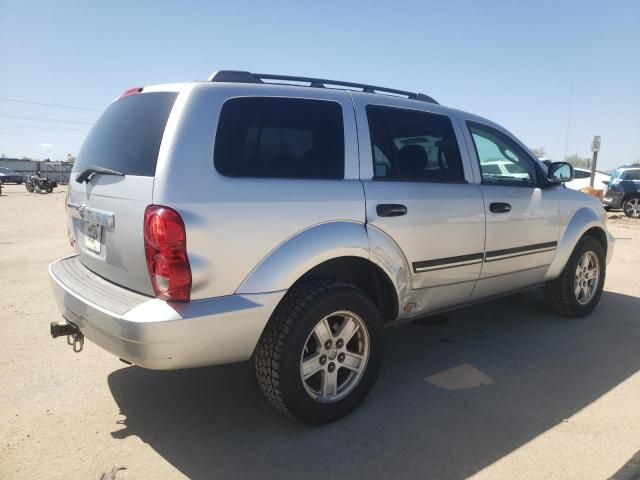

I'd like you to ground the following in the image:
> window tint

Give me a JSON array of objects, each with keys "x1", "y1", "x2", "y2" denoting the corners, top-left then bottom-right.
[
  {"x1": 74, "y1": 92, "x2": 177, "y2": 177},
  {"x1": 366, "y1": 106, "x2": 465, "y2": 182},
  {"x1": 468, "y1": 123, "x2": 538, "y2": 186},
  {"x1": 622, "y1": 170, "x2": 640, "y2": 180},
  {"x1": 214, "y1": 97, "x2": 344, "y2": 179}
]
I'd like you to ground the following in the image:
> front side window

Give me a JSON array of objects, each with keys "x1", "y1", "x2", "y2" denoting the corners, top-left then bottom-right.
[
  {"x1": 574, "y1": 169, "x2": 591, "y2": 179},
  {"x1": 366, "y1": 106, "x2": 465, "y2": 182},
  {"x1": 468, "y1": 122, "x2": 538, "y2": 187},
  {"x1": 214, "y1": 97, "x2": 344, "y2": 179}
]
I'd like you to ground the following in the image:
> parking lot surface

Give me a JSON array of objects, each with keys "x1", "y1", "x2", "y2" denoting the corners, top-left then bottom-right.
[{"x1": 1, "y1": 184, "x2": 639, "y2": 480}]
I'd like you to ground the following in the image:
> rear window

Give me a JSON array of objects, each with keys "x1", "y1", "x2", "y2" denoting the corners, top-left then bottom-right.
[
  {"x1": 74, "y1": 92, "x2": 177, "y2": 177},
  {"x1": 214, "y1": 97, "x2": 344, "y2": 179}
]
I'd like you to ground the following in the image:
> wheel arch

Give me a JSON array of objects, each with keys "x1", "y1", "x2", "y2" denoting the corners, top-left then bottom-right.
[
  {"x1": 290, "y1": 256, "x2": 400, "y2": 323},
  {"x1": 545, "y1": 207, "x2": 610, "y2": 280},
  {"x1": 236, "y1": 221, "x2": 408, "y2": 323}
]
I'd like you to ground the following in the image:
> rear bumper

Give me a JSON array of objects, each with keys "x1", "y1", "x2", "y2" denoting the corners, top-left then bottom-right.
[{"x1": 49, "y1": 255, "x2": 285, "y2": 369}]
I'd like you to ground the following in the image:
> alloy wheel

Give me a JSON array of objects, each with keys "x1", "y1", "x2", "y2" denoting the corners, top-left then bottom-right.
[
  {"x1": 574, "y1": 251, "x2": 600, "y2": 305},
  {"x1": 624, "y1": 198, "x2": 640, "y2": 218},
  {"x1": 300, "y1": 310, "x2": 370, "y2": 403}
]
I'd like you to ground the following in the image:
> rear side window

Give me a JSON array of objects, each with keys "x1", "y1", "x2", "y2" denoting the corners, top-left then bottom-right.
[
  {"x1": 574, "y1": 170, "x2": 591, "y2": 179},
  {"x1": 74, "y1": 92, "x2": 177, "y2": 177},
  {"x1": 622, "y1": 170, "x2": 640, "y2": 180},
  {"x1": 366, "y1": 105, "x2": 465, "y2": 182},
  {"x1": 214, "y1": 97, "x2": 344, "y2": 179}
]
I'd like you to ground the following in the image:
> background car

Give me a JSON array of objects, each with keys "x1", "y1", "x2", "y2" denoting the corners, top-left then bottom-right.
[
  {"x1": 0, "y1": 167, "x2": 24, "y2": 184},
  {"x1": 565, "y1": 167, "x2": 610, "y2": 193},
  {"x1": 480, "y1": 159, "x2": 531, "y2": 180},
  {"x1": 603, "y1": 166, "x2": 640, "y2": 217}
]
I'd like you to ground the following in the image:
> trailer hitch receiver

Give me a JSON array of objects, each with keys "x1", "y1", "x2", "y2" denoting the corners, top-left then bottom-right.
[{"x1": 50, "y1": 321, "x2": 84, "y2": 352}]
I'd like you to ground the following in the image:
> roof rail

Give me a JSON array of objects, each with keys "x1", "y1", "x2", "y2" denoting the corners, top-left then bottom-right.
[{"x1": 207, "y1": 70, "x2": 438, "y2": 104}]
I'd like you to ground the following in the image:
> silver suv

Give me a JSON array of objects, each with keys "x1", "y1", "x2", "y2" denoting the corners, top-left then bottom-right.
[{"x1": 49, "y1": 71, "x2": 614, "y2": 424}]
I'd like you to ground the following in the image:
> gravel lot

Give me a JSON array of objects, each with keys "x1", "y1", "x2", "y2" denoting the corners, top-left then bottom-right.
[{"x1": 1, "y1": 183, "x2": 639, "y2": 480}]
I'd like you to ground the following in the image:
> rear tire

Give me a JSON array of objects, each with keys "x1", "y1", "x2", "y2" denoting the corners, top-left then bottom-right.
[
  {"x1": 623, "y1": 195, "x2": 640, "y2": 218},
  {"x1": 544, "y1": 236, "x2": 605, "y2": 317},
  {"x1": 254, "y1": 280, "x2": 383, "y2": 425}
]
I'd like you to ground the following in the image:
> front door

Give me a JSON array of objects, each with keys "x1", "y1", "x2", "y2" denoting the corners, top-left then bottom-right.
[
  {"x1": 461, "y1": 119, "x2": 560, "y2": 299},
  {"x1": 353, "y1": 94, "x2": 486, "y2": 316}
]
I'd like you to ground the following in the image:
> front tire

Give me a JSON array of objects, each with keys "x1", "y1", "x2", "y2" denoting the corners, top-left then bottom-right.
[
  {"x1": 544, "y1": 236, "x2": 605, "y2": 317},
  {"x1": 254, "y1": 280, "x2": 383, "y2": 425}
]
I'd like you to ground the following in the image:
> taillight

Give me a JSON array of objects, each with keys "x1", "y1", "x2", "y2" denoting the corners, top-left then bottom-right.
[{"x1": 144, "y1": 205, "x2": 191, "y2": 302}]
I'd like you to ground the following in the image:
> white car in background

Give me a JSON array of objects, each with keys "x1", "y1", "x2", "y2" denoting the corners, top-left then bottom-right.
[
  {"x1": 539, "y1": 160, "x2": 610, "y2": 192},
  {"x1": 480, "y1": 159, "x2": 531, "y2": 180},
  {"x1": 565, "y1": 168, "x2": 610, "y2": 192}
]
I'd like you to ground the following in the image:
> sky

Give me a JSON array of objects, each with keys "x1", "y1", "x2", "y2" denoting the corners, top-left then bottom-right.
[{"x1": 0, "y1": 0, "x2": 638, "y2": 170}]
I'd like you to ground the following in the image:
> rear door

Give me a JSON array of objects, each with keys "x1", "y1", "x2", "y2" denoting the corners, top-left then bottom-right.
[
  {"x1": 68, "y1": 89, "x2": 179, "y2": 295},
  {"x1": 353, "y1": 94, "x2": 486, "y2": 315}
]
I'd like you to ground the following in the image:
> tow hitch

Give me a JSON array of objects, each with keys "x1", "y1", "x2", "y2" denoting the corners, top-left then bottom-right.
[{"x1": 50, "y1": 321, "x2": 84, "y2": 352}]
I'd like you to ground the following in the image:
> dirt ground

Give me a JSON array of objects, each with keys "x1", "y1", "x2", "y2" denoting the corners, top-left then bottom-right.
[{"x1": 1, "y1": 183, "x2": 639, "y2": 480}]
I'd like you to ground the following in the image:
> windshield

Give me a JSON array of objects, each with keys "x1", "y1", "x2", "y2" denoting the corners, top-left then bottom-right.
[{"x1": 74, "y1": 92, "x2": 177, "y2": 177}]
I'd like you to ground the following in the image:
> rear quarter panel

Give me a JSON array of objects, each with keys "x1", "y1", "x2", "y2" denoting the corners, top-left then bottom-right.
[{"x1": 153, "y1": 83, "x2": 365, "y2": 300}]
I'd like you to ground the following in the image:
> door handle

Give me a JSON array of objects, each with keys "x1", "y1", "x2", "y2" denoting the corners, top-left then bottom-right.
[
  {"x1": 490, "y1": 202, "x2": 512, "y2": 213},
  {"x1": 376, "y1": 204, "x2": 408, "y2": 217}
]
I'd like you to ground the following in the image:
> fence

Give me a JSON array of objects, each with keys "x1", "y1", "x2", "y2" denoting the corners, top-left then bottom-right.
[
  {"x1": 38, "y1": 163, "x2": 73, "y2": 184},
  {"x1": 0, "y1": 160, "x2": 74, "y2": 184}
]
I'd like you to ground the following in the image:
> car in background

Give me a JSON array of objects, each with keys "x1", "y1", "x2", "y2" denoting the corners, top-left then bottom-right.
[
  {"x1": 565, "y1": 168, "x2": 610, "y2": 193},
  {"x1": 603, "y1": 166, "x2": 640, "y2": 217},
  {"x1": 0, "y1": 167, "x2": 24, "y2": 184},
  {"x1": 480, "y1": 159, "x2": 531, "y2": 180}
]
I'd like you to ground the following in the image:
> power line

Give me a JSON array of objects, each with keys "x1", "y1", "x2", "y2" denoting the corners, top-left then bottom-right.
[
  {"x1": 0, "y1": 113, "x2": 94, "y2": 125},
  {"x1": 0, "y1": 130, "x2": 86, "y2": 136},
  {"x1": 0, "y1": 97, "x2": 102, "y2": 111},
  {"x1": 0, "y1": 124, "x2": 89, "y2": 133},
  {"x1": 564, "y1": 84, "x2": 573, "y2": 161},
  {"x1": 0, "y1": 123, "x2": 89, "y2": 131}
]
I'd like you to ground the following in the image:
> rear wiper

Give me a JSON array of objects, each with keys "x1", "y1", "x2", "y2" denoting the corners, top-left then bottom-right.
[{"x1": 76, "y1": 165, "x2": 125, "y2": 184}]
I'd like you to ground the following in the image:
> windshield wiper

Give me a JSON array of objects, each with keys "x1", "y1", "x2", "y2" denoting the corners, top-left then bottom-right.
[{"x1": 76, "y1": 165, "x2": 125, "y2": 184}]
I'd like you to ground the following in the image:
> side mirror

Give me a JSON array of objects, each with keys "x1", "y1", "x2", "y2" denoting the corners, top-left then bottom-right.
[{"x1": 547, "y1": 162, "x2": 574, "y2": 184}]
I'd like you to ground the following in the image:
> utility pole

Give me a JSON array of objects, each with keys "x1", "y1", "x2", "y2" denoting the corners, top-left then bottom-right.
[
  {"x1": 590, "y1": 136, "x2": 601, "y2": 188},
  {"x1": 564, "y1": 84, "x2": 574, "y2": 160}
]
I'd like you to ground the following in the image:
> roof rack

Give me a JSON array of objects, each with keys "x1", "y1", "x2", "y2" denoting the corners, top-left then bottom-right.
[{"x1": 207, "y1": 70, "x2": 439, "y2": 104}]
